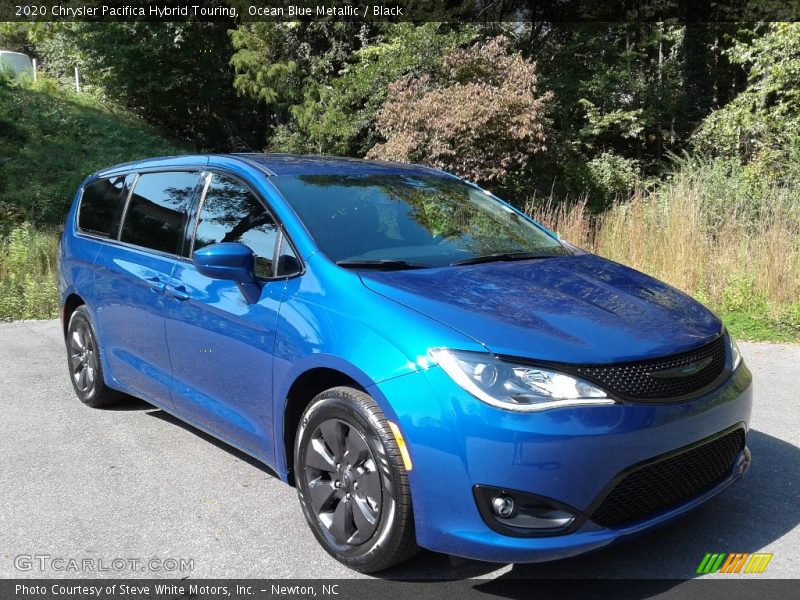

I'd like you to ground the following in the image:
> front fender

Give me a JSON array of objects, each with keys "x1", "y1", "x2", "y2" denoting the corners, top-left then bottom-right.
[{"x1": 270, "y1": 254, "x2": 481, "y2": 480}]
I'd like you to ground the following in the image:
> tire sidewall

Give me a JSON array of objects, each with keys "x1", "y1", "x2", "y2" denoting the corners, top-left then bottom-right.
[{"x1": 295, "y1": 392, "x2": 401, "y2": 567}]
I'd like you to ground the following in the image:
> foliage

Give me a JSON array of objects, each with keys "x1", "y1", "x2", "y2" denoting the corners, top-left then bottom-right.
[
  {"x1": 0, "y1": 224, "x2": 59, "y2": 321},
  {"x1": 368, "y1": 37, "x2": 552, "y2": 195},
  {"x1": 586, "y1": 152, "x2": 641, "y2": 200},
  {"x1": 3, "y1": 20, "x2": 800, "y2": 338},
  {"x1": 0, "y1": 77, "x2": 186, "y2": 224},
  {"x1": 696, "y1": 23, "x2": 800, "y2": 185},
  {"x1": 271, "y1": 23, "x2": 476, "y2": 156},
  {"x1": 230, "y1": 21, "x2": 368, "y2": 132},
  {"x1": 0, "y1": 22, "x2": 37, "y2": 54},
  {"x1": 31, "y1": 20, "x2": 262, "y2": 150}
]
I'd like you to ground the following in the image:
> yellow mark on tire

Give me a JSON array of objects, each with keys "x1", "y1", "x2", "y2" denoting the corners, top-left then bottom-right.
[{"x1": 388, "y1": 421, "x2": 412, "y2": 471}]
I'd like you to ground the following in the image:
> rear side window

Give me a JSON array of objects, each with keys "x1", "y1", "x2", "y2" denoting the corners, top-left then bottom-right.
[
  {"x1": 77, "y1": 175, "x2": 134, "y2": 237},
  {"x1": 120, "y1": 171, "x2": 201, "y2": 255},
  {"x1": 193, "y1": 174, "x2": 279, "y2": 278}
]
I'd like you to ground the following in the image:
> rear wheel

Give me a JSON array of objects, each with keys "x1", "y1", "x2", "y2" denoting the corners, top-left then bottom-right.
[
  {"x1": 294, "y1": 386, "x2": 418, "y2": 572},
  {"x1": 66, "y1": 305, "x2": 123, "y2": 408}
]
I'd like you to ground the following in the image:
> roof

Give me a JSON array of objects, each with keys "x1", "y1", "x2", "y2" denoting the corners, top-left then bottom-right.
[
  {"x1": 95, "y1": 153, "x2": 451, "y2": 180},
  {"x1": 233, "y1": 153, "x2": 448, "y2": 177}
]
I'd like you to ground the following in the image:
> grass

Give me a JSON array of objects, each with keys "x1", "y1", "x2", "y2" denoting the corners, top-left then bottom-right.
[
  {"x1": 0, "y1": 76, "x2": 187, "y2": 225},
  {"x1": 0, "y1": 75, "x2": 190, "y2": 322},
  {"x1": 528, "y1": 165, "x2": 800, "y2": 343}
]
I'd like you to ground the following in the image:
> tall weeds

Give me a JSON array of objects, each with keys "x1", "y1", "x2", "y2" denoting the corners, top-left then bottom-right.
[{"x1": 0, "y1": 224, "x2": 60, "y2": 321}]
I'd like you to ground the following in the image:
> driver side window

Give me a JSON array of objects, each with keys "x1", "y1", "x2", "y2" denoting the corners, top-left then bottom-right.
[{"x1": 193, "y1": 174, "x2": 279, "y2": 278}]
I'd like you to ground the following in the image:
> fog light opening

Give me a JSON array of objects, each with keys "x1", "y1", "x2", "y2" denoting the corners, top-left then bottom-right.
[
  {"x1": 474, "y1": 485, "x2": 581, "y2": 537},
  {"x1": 492, "y1": 495, "x2": 515, "y2": 518}
]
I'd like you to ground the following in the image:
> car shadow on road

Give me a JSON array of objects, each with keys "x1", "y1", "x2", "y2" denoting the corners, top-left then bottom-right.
[
  {"x1": 98, "y1": 395, "x2": 289, "y2": 480},
  {"x1": 97, "y1": 394, "x2": 154, "y2": 411}
]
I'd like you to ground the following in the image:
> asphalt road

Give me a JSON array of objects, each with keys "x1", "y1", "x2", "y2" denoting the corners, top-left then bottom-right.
[{"x1": 1, "y1": 320, "x2": 798, "y2": 581}]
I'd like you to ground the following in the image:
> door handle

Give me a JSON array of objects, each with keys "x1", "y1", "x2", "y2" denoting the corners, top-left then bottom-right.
[
  {"x1": 145, "y1": 276, "x2": 166, "y2": 293},
  {"x1": 165, "y1": 284, "x2": 190, "y2": 301}
]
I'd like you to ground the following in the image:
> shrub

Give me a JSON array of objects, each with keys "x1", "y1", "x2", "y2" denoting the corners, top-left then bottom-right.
[
  {"x1": 586, "y1": 152, "x2": 641, "y2": 200},
  {"x1": 0, "y1": 224, "x2": 59, "y2": 321},
  {"x1": 368, "y1": 37, "x2": 552, "y2": 193}
]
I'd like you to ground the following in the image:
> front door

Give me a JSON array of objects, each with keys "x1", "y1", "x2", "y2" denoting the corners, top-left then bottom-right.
[{"x1": 164, "y1": 172, "x2": 293, "y2": 458}]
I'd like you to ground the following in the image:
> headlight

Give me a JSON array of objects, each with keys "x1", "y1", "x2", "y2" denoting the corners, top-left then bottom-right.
[
  {"x1": 429, "y1": 348, "x2": 614, "y2": 412},
  {"x1": 729, "y1": 335, "x2": 743, "y2": 370}
]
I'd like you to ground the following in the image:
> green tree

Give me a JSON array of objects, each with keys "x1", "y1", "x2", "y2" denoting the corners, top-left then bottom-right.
[
  {"x1": 36, "y1": 19, "x2": 264, "y2": 150},
  {"x1": 230, "y1": 21, "x2": 368, "y2": 132},
  {"x1": 696, "y1": 23, "x2": 800, "y2": 185},
  {"x1": 281, "y1": 23, "x2": 475, "y2": 155}
]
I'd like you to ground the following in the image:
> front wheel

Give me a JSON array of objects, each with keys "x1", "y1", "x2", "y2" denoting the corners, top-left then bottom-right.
[{"x1": 294, "y1": 387, "x2": 418, "y2": 572}]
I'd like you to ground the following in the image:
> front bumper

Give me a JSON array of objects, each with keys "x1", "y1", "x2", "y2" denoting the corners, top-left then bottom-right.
[{"x1": 371, "y1": 361, "x2": 753, "y2": 563}]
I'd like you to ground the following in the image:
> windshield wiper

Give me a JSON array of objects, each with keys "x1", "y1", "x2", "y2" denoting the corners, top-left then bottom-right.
[
  {"x1": 451, "y1": 252, "x2": 560, "y2": 267},
  {"x1": 336, "y1": 259, "x2": 431, "y2": 270}
]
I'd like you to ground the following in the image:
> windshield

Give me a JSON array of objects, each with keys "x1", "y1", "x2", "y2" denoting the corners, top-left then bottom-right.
[{"x1": 270, "y1": 174, "x2": 571, "y2": 268}]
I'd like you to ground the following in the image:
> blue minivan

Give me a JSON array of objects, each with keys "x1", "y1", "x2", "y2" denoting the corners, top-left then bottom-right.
[{"x1": 59, "y1": 154, "x2": 753, "y2": 572}]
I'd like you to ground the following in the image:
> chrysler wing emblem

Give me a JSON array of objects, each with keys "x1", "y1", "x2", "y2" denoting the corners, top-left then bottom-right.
[{"x1": 648, "y1": 356, "x2": 713, "y2": 379}]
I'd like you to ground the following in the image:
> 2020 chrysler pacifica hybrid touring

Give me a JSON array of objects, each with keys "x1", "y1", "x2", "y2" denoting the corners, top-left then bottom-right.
[{"x1": 59, "y1": 154, "x2": 752, "y2": 572}]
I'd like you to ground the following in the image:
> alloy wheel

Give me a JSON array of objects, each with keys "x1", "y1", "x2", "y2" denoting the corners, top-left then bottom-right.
[
  {"x1": 303, "y1": 418, "x2": 382, "y2": 546},
  {"x1": 69, "y1": 321, "x2": 97, "y2": 394}
]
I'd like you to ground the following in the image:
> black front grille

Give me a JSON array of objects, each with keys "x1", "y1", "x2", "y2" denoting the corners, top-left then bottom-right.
[
  {"x1": 571, "y1": 335, "x2": 727, "y2": 400},
  {"x1": 590, "y1": 428, "x2": 745, "y2": 527}
]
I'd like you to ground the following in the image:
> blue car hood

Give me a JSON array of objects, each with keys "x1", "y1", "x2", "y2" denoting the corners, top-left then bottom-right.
[{"x1": 359, "y1": 254, "x2": 722, "y2": 364}]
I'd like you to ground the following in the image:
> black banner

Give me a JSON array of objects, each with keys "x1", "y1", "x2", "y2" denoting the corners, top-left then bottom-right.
[
  {"x1": 6, "y1": 0, "x2": 800, "y2": 23},
  {"x1": 3, "y1": 579, "x2": 800, "y2": 600}
]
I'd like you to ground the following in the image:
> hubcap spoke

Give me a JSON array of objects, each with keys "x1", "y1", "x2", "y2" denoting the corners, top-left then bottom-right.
[
  {"x1": 358, "y1": 469, "x2": 382, "y2": 504},
  {"x1": 352, "y1": 495, "x2": 378, "y2": 533},
  {"x1": 307, "y1": 478, "x2": 337, "y2": 513},
  {"x1": 77, "y1": 367, "x2": 87, "y2": 390},
  {"x1": 70, "y1": 353, "x2": 83, "y2": 371},
  {"x1": 70, "y1": 330, "x2": 84, "y2": 352},
  {"x1": 319, "y1": 420, "x2": 346, "y2": 462},
  {"x1": 343, "y1": 430, "x2": 370, "y2": 467},
  {"x1": 329, "y1": 496, "x2": 354, "y2": 544},
  {"x1": 306, "y1": 438, "x2": 336, "y2": 473}
]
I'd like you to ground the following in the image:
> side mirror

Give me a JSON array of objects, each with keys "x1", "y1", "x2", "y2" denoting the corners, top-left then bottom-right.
[{"x1": 192, "y1": 242, "x2": 261, "y2": 303}]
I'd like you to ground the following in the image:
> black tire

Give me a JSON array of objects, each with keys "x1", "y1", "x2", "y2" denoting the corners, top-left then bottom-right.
[
  {"x1": 294, "y1": 386, "x2": 419, "y2": 572},
  {"x1": 65, "y1": 305, "x2": 123, "y2": 408}
]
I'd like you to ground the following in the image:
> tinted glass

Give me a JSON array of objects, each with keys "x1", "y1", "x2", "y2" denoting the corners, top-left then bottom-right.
[
  {"x1": 193, "y1": 174, "x2": 278, "y2": 278},
  {"x1": 78, "y1": 175, "x2": 134, "y2": 237},
  {"x1": 269, "y1": 175, "x2": 571, "y2": 267},
  {"x1": 276, "y1": 234, "x2": 301, "y2": 277},
  {"x1": 120, "y1": 171, "x2": 200, "y2": 255}
]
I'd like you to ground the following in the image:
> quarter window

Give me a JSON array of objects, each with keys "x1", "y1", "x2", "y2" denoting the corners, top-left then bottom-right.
[
  {"x1": 193, "y1": 174, "x2": 280, "y2": 278},
  {"x1": 276, "y1": 234, "x2": 301, "y2": 277},
  {"x1": 78, "y1": 175, "x2": 134, "y2": 237},
  {"x1": 120, "y1": 171, "x2": 200, "y2": 255}
]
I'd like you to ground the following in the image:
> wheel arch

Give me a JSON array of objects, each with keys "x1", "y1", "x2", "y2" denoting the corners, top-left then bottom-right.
[
  {"x1": 61, "y1": 292, "x2": 86, "y2": 338},
  {"x1": 280, "y1": 366, "x2": 370, "y2": 486}
]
